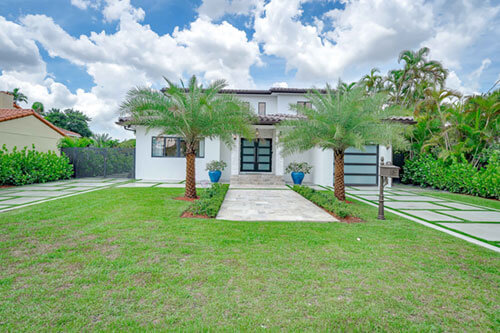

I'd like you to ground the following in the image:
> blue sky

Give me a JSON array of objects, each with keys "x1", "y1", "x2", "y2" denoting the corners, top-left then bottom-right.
[{"x1": 0, "y1": 0, "x2": 499, "y2": 139}]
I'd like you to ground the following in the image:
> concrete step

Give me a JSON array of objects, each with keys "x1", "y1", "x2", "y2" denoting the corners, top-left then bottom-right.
[{"x1": 230, "y1": 174, "x2": 285, "y2": 185}]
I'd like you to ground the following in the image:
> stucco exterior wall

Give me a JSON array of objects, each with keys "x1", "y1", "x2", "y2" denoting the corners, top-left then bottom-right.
[
  {"x1": 0, "y1": 115, "x2": 63, "y2": 154},
  {"x1": 134, "y1": 126, "x2": 221, "y2": 181}
]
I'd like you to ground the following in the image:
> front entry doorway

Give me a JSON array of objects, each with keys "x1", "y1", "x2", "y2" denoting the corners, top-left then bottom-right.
[{"x1": 240, "y1": 139, "x2": 272, "y2": 172}]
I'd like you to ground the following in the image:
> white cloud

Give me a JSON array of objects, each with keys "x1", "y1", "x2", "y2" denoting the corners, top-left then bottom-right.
[
  {"x1": 254, "y1": 0, "x2": 434, "y2": 83},
  {"x1": 102, "y1": 0, "x2": 145, "y2": 23},
  {"x1": 70, "y1": 0, "x2": 100, "y2": 10},
  {"x1": 447, "y1": 58, "x2": 492, "y2": 94},
  {"x1": 198, "y1": 0, "x2": 262, "y2": 20},
  {"x1": 272, "y1": 81, "x2": 288, "y2": 88},
  {"x1": 0, "y1": 2, "x2": 261, "y2": 139}
]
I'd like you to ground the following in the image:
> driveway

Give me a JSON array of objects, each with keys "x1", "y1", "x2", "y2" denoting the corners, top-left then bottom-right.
[
  {"x1": 346, "y1": 186, "x2": 500, "y2": 247},
  {"x1": 216, "y1": 186, "x2": 337, "y2": 222},
  {"x1": 0, "y1": 178, "x2": 129, "y2": 212}
]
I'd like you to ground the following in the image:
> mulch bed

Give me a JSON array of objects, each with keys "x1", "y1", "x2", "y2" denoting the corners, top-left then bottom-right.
[
  {"x1": 180, "y1": 211, "x2": 210, "y2": 219},
  {"x1": 173, "y1": 196, "x2": 199, "y2": 202},
  {"x1": 0, "y1": 185, "x2": 14, "y2": 188}
]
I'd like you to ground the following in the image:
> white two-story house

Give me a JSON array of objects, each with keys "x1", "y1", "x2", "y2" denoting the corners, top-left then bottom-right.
[{"x1": 118, "y1": 87, "x2": 411, "y2": 187}]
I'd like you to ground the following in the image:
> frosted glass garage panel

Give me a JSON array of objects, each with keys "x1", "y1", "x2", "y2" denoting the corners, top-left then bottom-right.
[
  {"x1": 346, "y1": 145, "x2": 377, "y2": 154},
  {"x1": 345, "y1": 155, "x2": 377, "y2": 164},
  {"x1": 344, "y1": 175, "x2": 377, "y2": 185},
  {"x1": 344, "y1": 165, "x2": 377, "y2": 174}
]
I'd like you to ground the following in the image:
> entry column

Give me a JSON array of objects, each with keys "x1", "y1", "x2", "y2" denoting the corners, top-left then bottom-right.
[{"x1": 275, "y1": 130, "x2": 284, "y2": 176}]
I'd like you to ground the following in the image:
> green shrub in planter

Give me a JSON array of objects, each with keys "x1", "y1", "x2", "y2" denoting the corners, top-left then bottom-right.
[
  {"x1": 291, "y1": 185, "x2": 356, "y2": 218},
  {"x1": 187, "y1": 183, "x2": 229, "y2": 217},
  {"x1": 0, "y1": 145, "x2": 74, "y2": 186}
]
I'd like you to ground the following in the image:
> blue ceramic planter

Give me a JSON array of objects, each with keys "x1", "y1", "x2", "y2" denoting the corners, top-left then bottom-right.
[
  {"x1": 291, "y1": 171, "x2": 305, "y2": 185},
  {"x1": 208, "y1": 170, "x2": 222, "y2": 183}
]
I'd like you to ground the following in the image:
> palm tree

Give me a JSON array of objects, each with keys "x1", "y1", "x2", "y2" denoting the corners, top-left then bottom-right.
[
  {"x1": 10, "y1": 88, "x2": 28, "y2": 104},
  {"x1": 31, "y1": 102, "x2": 44, "y2": 115},
  {"x1": 120, "y1": 76, "x2": 256, "y2": 198},
  {"x1": 360, "y1": 68, "x2": 383, "y2": 93},
  {"x1": 338, "y1": 80, "x2": 357, "y2": 94},
  {"x1": 92, "y1": 133, "x2": 119, "y2": 147},
  {"x1": 414, "y1": 88, "x2": 461, "y2": 153},
  {"x1": 279, "y1": 85, "x2": 407, "y2": 201}
]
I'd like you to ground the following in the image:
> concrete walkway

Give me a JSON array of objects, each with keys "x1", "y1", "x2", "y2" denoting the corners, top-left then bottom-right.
[
  {"x1": 216, "y1": 187, "x2": 337, "y2": 222},
  {"x1": 346, "y1": 186, "x2": 500, "y2": 249},
  {"x1": 0, "y1": 178, "x2": 129, "y2": 213}
]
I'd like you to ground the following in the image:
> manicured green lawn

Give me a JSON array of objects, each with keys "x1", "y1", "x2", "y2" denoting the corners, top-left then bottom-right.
[
  {"x1": 0, "y1": 188, "x2": 499, "y2": 331},
  {"x1": 422, "y1": 191, "x2": 500, "y2": 210}
]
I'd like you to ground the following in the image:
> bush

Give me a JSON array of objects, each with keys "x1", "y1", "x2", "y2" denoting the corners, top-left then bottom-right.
[
  {"x1": 206, "y1": 160, "x2": 227, "y2": 171},
  {"x1": 285, "y1": 162, "x2": 313, "y2": 174},
  {"x1": 291, "y1": 185, "x2": 356, "y2": 218},
  {"x1": 402, "y1": 152, "x2": 500, "y2": 199},
  {"x1": 187, "y1": 183, "x2": 229, "y2": 217},
  {"x1": 0, "y1": 145, "x2": 73, "y2": 186}
]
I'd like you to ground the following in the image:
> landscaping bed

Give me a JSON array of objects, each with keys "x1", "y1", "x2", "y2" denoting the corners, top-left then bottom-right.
[
  {"x1": 290, "y1": 185, "x2": 362, "y2": 222},
  {"x1": 183, "y1": 183, "x2": 229, "y2": 218}
]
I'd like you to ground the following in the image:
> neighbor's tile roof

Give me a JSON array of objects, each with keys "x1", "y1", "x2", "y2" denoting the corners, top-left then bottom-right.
[{"x1": 0, "y1": 108, "x2": 68, "y2": 136}]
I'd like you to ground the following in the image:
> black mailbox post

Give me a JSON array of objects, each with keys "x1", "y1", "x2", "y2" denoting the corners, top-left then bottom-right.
[{"x1": 378, "y1": 156, "x2": 400, "y2": 220}]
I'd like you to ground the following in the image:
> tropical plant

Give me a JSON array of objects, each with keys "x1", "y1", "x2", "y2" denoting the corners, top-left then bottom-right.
[
  {"x1": 58, "y1": 137, "x2": 94, "y2": 148},
  {"x1": 384, "y1": 47, "x2": 447, "y2": 108},
  {"x1": 120, "y1": 75, "x2": 256, "y2": 198},
  {"x1": 279, "y1": 85, "x2": 407, "y2": 201},
  {"x1": 338, "y1": 80, "x2": 357, "y2": 94},
  {"x1": 10, "y1": 88, "x2": 28, "y2": 104},
  {"x1": 31, "y1": 101, "x2": 44, "y2": 115},
  {"x1": 360, "y1": 68, "x2": 383, "y2": 93},
  {"x1": 0, "y1": 145, "x2": 73, "y2": 186},
  {"x1": 45, "y1": 108, "x2": 93, "y2": 137},
  {"x1": 206, "y1": 160, "x2": 227, "y2": 172},
  {"x1": 285, "y1": 162, "x2": 312, "y2": 174},
  {"x1": 92, "y1": 133, "x2": 119, "y2": 148},
  {"x1": 117, "y1": 139, "x2": 136, "y2": 148}
]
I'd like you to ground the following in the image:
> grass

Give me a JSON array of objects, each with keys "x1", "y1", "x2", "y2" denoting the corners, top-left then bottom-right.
[
  {"x1": 0, "y1": 188, "x2": 499, "y2": 331},
  {"x1": 422, "y1": 191, "x2": 500, "y2": 210}
]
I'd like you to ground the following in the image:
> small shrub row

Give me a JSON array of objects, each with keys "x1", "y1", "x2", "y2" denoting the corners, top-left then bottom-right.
[
  {"x1": 187, "y1": 183, "x2": 229, "y2": 217},
  {"x1": 402, "y1": 153, "x2": 500, "y2": 199},
  {"x1": 0, "y1": 145, "x2": 74, "y2": 186},
  {"x1": 291, "y1": 185, "x2": 355, "y2": 218}
]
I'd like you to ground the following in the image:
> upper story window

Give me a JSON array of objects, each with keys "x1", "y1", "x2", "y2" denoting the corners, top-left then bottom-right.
[
  {"x1": 297, "y1": 101, "x2": 312, "y2": 109},
  {"x1": 152, "y1": 137, "x2": 205, "y2": 158},
  {"x1": 258, "y1": 102, "x2": 266, "y2": 116}
]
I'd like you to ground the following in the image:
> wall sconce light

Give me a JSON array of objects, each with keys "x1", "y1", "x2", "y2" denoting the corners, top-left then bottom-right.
[{"x1": 255, "y1": 128, "x2": 260, "y2": 138}]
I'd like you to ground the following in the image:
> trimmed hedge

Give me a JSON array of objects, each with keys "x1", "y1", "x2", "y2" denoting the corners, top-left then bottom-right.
[
  {"x1": 402, "y1": 153, "x2": 500, "y2": 199},
  {"x1": 187, "y1": 183, "x2": 229, "y2": 217},
  {"x1": 0, "y1": 145, "x2": 74, "y2": 186},
  {"x1": 291, "y1": 185, "x2": 356, "y2": 218}
]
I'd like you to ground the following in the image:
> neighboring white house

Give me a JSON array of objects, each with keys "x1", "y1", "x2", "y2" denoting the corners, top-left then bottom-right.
[{"x1": 118, "y1": 87, "x2": 413, "y2": 187}]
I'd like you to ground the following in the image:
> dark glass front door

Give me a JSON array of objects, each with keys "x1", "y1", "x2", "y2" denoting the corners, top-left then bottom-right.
[{"x1": 240, "y1": 139, "x2": 272, "y2": 172}]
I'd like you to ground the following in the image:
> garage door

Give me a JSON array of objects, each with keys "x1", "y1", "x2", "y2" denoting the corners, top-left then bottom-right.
[{"x1": 334, "y1": 145, "x2": 379, "y2": 186}]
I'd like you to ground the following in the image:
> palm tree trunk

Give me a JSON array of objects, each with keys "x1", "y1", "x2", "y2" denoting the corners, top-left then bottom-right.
[
  {"x1": 185, "y1": 149, "x2": 197, "y2": 199},
  {"x1": 334, "y1": 149, "x2": 346, "y2": 201}
]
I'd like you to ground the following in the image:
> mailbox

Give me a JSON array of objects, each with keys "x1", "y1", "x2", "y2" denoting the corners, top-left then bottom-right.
[{"x1": 379, "y1": 163, "x2": 400, "y2": 178}]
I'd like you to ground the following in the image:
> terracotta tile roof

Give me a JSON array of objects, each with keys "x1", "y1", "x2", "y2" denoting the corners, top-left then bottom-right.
[
  {"x1": 117, "y1": 114, "x2": 416, "y2": 126},
  {"x1": 166, "y1": 87, "x2": 328, "y2": 95},
  {"x1": 256, "y1": 113, "x2": 306, "y2": 124},
  {"x1": 0, "y1": 108, "x2": 68, "y2": 136},
  {"x1": 386, "y1": 116, "x2": 416, "y2": 124},
  {"x1": 56, "y1": 127, "x2": 81, "y2": 137}
]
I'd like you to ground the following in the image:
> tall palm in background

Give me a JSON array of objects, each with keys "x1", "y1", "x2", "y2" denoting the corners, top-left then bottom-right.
[
  {"x1": 385, "y1": 47, "x2": 447, "y2": 108},
  {"x1": 120, "y1": 76, "x2": 255, "y2": 198},
  {"x1": 279, "y1": 86, "x2": 407, "y2": 201},
  {"x1": 10, "y1": 88, "x2": 28, "y2": 105},
  {"x1": 360, "y1": 68, "x2": 383, "y2": 93},
  {"x1": 92, "y1": 133, "x2": 119, "y2": 148},
  {"x1": 31, "y1": 102, "x2": 44, "y2": 115}
]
